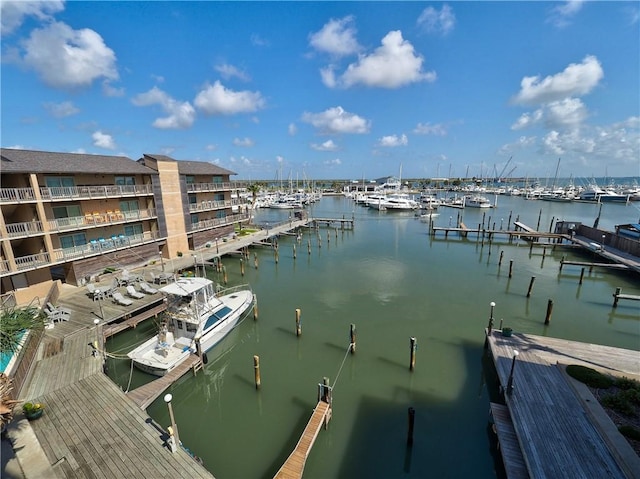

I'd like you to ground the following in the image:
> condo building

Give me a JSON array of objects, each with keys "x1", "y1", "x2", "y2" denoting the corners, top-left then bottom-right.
[{"x1": 1, "y1": 149, "x2": 249, "y2": 304}]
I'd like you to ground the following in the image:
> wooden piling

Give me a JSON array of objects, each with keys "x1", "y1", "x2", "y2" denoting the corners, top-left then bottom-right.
[
  {"x1": 549, "y1": 216, "x2": 555, "y2": 233},
  {"x1": 613, "y1": 287, "x2": 621, "y2": 308},
  {"x1": 254, "y1": 253, "x2": 259, "y2": 269},
  {"x1": 253, "y1": 294, "x2": 258, "y2": 320},
  {"x1": 579, "y1": 268, "x2": 585, "y2": 285},
  {"x1": 240, "y1": 258, "x2": 245, "y2": 276},
  {"x1": 559, "y1": 255, "x2": 565, "y2": 272},
  {"x1": 223, "y1": 265, "x2": 228, "y2": 284},
  {"x1": 507, "y1": 211, "x2": 512, "y2": 229},
  {"x1": 499, "y1": 250, "x2": 504, "y2": 266},
  {"x1": 509, "y1": 260, "x2": 514, "y2": 278},
  {"x1": 527, "y1": 276, "x2": 536, "y2": 297},
  {"x1": 307, "y1": 239, "x2": 311, "y2": 255},
  {"x1": 409, "y1": 337, "x2": 417, "y2": 371},
  {"x1": 295, "y1": 308, "x2": 302, "y2": 336},
  {"x1": 536, "y1": 208, "x2": 542, "y2": 231},
  {"x1": 293, "y1": 244, "x2": 297, "y2": 259},
  {"x1": 254, "y1": 355, "x2": 261, "y2": 389},
  {"x1": 275, "y1": 249, "x2": 279, "y2": 264},
  {"x1": 407, "y1": 407, "x2": 415, "y2": 446},
  {"x1": 350, "y1": 324, "x2": 356, "y2": 354},
  {"x1": 542, "y1": 247, "x2": 546, "y2": 259},
  {"x1": 544, "y1": 299, "x2": 554, "y2": 325}
]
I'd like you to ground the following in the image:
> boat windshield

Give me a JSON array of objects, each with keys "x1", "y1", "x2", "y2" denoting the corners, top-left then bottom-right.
[{"x1": 204, "y1": 306, "x2": 232, "y2": 330}]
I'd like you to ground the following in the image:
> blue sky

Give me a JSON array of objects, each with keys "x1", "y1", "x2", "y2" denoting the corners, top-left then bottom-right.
[{"x1": 1, "y1": 1, "x2": 639, "y2": 181}]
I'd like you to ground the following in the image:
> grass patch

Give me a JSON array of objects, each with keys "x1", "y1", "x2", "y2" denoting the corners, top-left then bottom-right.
[{"x1": 566, "y1": 365, "x2": 614, "y2": 389}]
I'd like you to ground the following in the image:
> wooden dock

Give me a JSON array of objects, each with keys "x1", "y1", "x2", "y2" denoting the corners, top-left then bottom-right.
[
  {"x1": 274, "y1": 400, "x2": 331, "y2": 479},
  {"x1": 486, "y1": 329, "x2": 638, "y2": 479},
  {"x1": 310, "y1": 217, "x2": 354, "y2": 229},
  {"x1": 489, "y1": 403, "x2": 529, "y2": 479},
  {"x1": 126, "y1": 354, "x2": 203, "y2": 409}
]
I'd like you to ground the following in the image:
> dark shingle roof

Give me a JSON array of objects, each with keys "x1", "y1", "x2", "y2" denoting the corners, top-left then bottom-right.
[
  {"x1": 142, "y1": 154, "x2": 236, "y2": 176},
  {"x1": 1, "y1": 149, "x2": 156, "y2": 175}
]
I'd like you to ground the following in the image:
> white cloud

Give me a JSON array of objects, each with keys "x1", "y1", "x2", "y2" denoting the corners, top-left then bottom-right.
[
  {"x1": 233, "y1": 137, "x2": 255, "y2": 147},
  {"x1": 301, "y1": 106, "x2": 370, "y2": 134},
  {"x1": 547, "y1": 0, "x2": 584, "y2": 28},
  {"x1": 498, "y1": 135, "x2": 537, "y2": 155},
  {"x1": 309, "y1": 16, "x2": 361, "y2": 57},
  {"x1": 311, "y1": 139, "x2": 339, "y2": 151},
  {"x1": 331, "y1": 31, "x2": 436, "y2": 89},
  {"x1": 102, "y1": 80, "x2": 125, "y2": 97},
  {"x1": 511, "y1": 99, "x2": 588, "y2": 131},
  {"x1": 215, "y1": 63, "x2": 250, "y2": 82},
  {"x1": 19, "y1": 21, "x2": 118, "y2": 89},
  {"x1": 512, "y1": 55, "x2": 603, "y2": 106},
  {"x1": 417, "y1": 4, "x2": 456, "y2": 35},
  {"x1": 251, "y1": 34, "x2": 269, "y2": 47},
  {"x1": 43, "y1": 101, "x2": 79, "y2": 118},
  {"x1": 377, "y1": 134, "x2": 408, "y2": 147},
  {"x1": 205, "y1": 144, "x2": 217, "y2": 151},
  {"x1": 132, "y1": 86, "x2": 196, "y2": 129},
  {"x1": 413, "y1": 122, "x2": 447, "y2": 136},
  {"x1": 511, "y1": 109, "x2": 544, "y2": 130},
  {"x1": 324, "y1": 158, "x2": 342, "y2": 166},
  {"x1": 194, "y1": 81, "x2": 265, "y2": 115},
  {"x1": 92, "y1": 130, "x2": 116, "y2": 150},
  {"x1": 1, "y1": 1, "x2": 64, "y2": 36},
  {"x1": 288, "y1": 123, "x2": 297, "y2": 136},
  {"x1": 276, "y1": 155, "x2": 284, "y2": 165}
]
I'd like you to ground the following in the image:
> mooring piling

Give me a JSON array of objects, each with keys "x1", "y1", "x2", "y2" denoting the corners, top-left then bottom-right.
[
  {"x1": 527, "y1": 276, "x2": 536, "y2": 297},
  {"x1": 350, "y1": 324, "x2": 356, "y2": 354},
  {"x1": 409, "y1": 337, "x2": 417, "y2": 371},
  {"x1": 295, "y1": 308, "x2": 302, "y2": 336},
  {"x1": 407, "y1": 407, "x2": 415, "y2": 446},
  {"x1": 544, "y1": 299, "x2": 554, "y2": 325},
  {"x1": 254, "y1": 355, "x2": 261, "y2": 389}
]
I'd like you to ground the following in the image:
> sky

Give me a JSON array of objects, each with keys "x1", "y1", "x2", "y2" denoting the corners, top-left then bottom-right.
[{"x1": 1, "y1": 1, "x2": 639, "y2": 182}]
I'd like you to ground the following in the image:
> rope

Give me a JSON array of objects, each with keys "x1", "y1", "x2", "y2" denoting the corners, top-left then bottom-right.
[
  {"x1": 125, "y1": 357, "x2": 135, "y2": 393},
  {"x1": 331, "y1": 343, "x2": 353, "y2": 392}
]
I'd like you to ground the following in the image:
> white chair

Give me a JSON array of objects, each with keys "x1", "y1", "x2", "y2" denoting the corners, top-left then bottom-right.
[
  {"x1": 112, "y1": 292, "x2": 133, "y2": 306},
  {"x1": 126, "y1": 285, "x2": 144, "y2": 299},
  {"x1": 139, "y1": 282, "x2": 159, "y2": 294}
]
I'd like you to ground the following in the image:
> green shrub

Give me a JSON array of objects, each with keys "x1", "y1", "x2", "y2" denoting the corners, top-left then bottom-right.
[
  {"x1": 601, "y1": 392, "x2": 637, "y2": 417},
  {"x1": 566, "y1": 365, "x2": 614, "y2": 389},
  {"x1": 615, "y1": 376, "x2": 640, "y2": 391},
  {"x1": 618, "y1": 425, "x2": 640, "y2": 441}
]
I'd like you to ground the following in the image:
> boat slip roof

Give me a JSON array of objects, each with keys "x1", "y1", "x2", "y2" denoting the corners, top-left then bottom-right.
[{"x1": 161, "y1": 277, "x2": 212, "y2": 296}]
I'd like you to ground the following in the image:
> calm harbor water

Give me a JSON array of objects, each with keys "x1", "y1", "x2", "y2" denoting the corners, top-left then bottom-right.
[{"x1": 106, "y1": 194, "x2": 640, "y2": 479}]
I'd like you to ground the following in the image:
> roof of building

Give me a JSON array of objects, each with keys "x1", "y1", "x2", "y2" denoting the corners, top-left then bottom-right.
[
  {"x1": 142, "y1": 153, "x2": 236, "y2": 176},
  {"x1": 1, "y1": 148, "x2": 155, "y2": 175}
]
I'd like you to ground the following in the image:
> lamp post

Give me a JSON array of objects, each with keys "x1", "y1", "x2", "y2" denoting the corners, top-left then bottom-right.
[
  {"x1": 92, "y1": 318, "x2": 100, "y2": 357},
  {"x1": 506, "y1": 350, "x2": 519, "y2": 395},
  {"x1": 487, "y1": 302, "x2": 496, "y2": 334},
  {"x1": 164, "y1": 393, "x2": 179, "y2": 452}
]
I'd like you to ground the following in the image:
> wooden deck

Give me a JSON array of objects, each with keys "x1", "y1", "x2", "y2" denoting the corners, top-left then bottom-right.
[
  {"x1": 490, "y1": 403, "x2": 529, "y2": 479},
  {"x1": 273, "y1": 401, "x2": 331, "y2": 479},
  {"x1": 126, "y1": 354, "x2": 203, "y2": 409},
  {"x1": 486, "y1": 329, "x2": 638, "y2": 479},
  {"x1": 25, "y1": 374, "x2": 213, "y2": 478}
]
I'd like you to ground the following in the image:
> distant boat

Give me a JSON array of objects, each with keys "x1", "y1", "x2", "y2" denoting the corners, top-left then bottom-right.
[
  {"x1": 464, "y1": 195, "x2": 492, "y2": 208},
  {"x1": 376, "y1": 194, "x2": 420, "y2": 211},
  {"x1": 128, "y1": 277, "x2": 254, "y2": 376}
]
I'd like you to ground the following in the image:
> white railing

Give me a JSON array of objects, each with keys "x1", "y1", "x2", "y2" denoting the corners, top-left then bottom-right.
[
  {"x1": 189, "y1": 200, "x2": 231, "y2": 212},
  {"x1": 46, "y1": 208, "x2": 157, "y2": 231},
  {"x1": 39, "y1": 184, "x2": 153, "y2": 201},
  {"x1": 0, "y1": 187, "x2": 37, "y2": 203},
  {"x1": 0, "y1": 259, "x2": 10, "y2": 274},
  {"x1": 5, "y1": 221, "x2": 44, "y2": 238},
  {"x1": 14, "y1": 252, "x2": 51, "y2": 271},
  {"x1": 190, "y1": 213, "x2": 250, "y2": 232},
  {"x1": 186, "y1": 182, "x2": 233, "y2": 193},
  {"x1": 50, "y1": 231, "x2": 161, "y2": 262}
]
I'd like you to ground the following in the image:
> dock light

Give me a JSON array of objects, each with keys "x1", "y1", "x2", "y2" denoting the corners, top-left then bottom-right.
[
  {"x1": 500, "y1": 218, "x2": 504, "y2": 230},
  {"x1": 506, "y1": 350, "x2": 519, "y2": 396},
  {"x1": 164, "y1": 393, "x2": 179, "y2": 452},
  {"x1": 92, "y1": 319, "x2": 100, "y2": 357},
  {"x1": 487, "y1": 302, "x2": 496, "y2": 334},
  {"x1": 601, "y1": 235, "x2": 606, "y2": 252}
]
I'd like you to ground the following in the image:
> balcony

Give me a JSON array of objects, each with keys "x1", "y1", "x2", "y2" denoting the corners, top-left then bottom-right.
[
  {"x1": 39, "y1": 184, "x2": 153, "y2": 201},
  {"x1": 0, "y1": 232, "x2": 163, "y2": 277},
  {"x1": 0, "y1": 187, "x2": 37, "y2": 203},
  {"x1": 190, "y1": 212, "x2": 250, "y2": 233},
  {"x1": 189, "y1": 199, "x2": 231, "y2": 212},
  {"x1": 5, "y1": 221, "x2": 44, "y2": 239},
  {"x1": 49, "y1": 208, "x2": 157, "y2": 232},
  {"x1": 186, "y1": 182, "x2": 233, "y2": 193}
]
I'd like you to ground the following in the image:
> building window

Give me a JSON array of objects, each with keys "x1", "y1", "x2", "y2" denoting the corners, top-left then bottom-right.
[
  {"x1": 60, "y1": 232, "x2": 87, "y2": 249},
  {"x1": 185, "y1": 176, "x2": 195, "y2": 184},
  {"x1": 188, "y1": 194, "x2": 197, "y2": 205},
  {"x1": 53, "y1": 204, "x2": 82, "y2": 219},
  {"x1": 115, "y1": 176, "x2": 135, "y2": 186},
  {"x1": 214, "y1": 193, "x2": 225, "y2": 201},
  {"x1": 191, "y1": 214, "x2": 199, "y2": 225},
  {"x1": 119, "y1": 200, "x2": 139, "y2": 212},
  {"x1": 212, "y1": 176, "x2": 223, "y2": 184},
  {"x1": 45, "y1": 176, "x2": 75, "y2": 188},
  {"x1": 216, "y1": 211, "x2": 226, "y2": 219},
  {"x1": 124, "y1": 223, "x2": 143, "y2": 237}
]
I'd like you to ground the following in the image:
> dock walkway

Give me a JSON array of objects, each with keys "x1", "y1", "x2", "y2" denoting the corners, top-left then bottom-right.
[
  {"x1": 274, "y1": 401, "x2": 331, "y2": 479},
  {"x1": 126, "y1": 354, "x2": 203, "y2": 409},
  {"x1": 486, "y1": 329, "x2": 639, "y2": 479}
]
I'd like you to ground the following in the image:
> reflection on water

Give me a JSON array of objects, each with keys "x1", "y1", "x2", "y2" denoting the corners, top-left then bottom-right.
[{"x1": 107, "y1": 195, "x2": 639, "y2": 478}]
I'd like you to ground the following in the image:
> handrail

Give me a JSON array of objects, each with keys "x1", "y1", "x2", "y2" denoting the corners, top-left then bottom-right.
[{"x1": 38, "y1": 184, "x2": 153, "y2": 201}]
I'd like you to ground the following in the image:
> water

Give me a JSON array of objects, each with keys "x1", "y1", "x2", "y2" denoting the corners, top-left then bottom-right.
[{"x1": 105, "y1": 195, "x2": 640, "y2": 479}]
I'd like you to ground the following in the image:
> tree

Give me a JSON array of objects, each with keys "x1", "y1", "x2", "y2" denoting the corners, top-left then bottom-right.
[{"x1": 247, "y1": 182, "x2": 261, "y2": 203}]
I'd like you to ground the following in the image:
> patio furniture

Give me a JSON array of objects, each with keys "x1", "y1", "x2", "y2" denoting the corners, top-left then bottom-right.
[
  {"x1": 44, "y1": 304, "x2": 70, "y2": 322},
  {"x1": 112, "y1": 292, "x2": 133, "y2": 306},
  {"x1": 86, "y1": 284, "x2": 105, "y2": 301},
  {"x1": 126, "y1": 285, "x2": 144, "y2": 300},
  {"x1": 139, "y1": 282, "x2": 159, "y2": 294}
]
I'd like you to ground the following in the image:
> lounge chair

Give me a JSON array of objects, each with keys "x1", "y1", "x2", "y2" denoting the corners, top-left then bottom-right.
[
  {"x1": 126, "y1": 285, "x2": 145, "y2": 299},
  {"x1": 47, "y1": 302, "x2": 71, "y2": 315},
  {"x1": 112, "y1": 292, "x2": 133, "y2": 306},
  {"x1": 139, "y1": 282, "x2": 159, "y2": 294},
  {"x1": 44, "y1": 304, "x2": 70, "y2": 322}
]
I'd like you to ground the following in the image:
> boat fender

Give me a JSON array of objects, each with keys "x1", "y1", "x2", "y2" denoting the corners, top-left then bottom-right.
[{"x1": 202, "y1": 353, "x2": 208, "y2": 364}]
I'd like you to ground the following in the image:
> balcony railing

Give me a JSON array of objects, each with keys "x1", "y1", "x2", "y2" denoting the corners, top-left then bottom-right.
[
  {"x1": 189, "y1": 200, "x2": 231, "y2": 212},
  {"x1": 47, "y1": 208, "x2": 157, "y2": 232},
  {"x1": 39, "y1": 184, "x2": 153, "y2": 201},
  {"x1": 0, "y1": 187, "x2": 37, "y2": 203},
  {"x1": 186, "y1": 182, "x2": 233, "y2": 193},
  {"x1": 50, "y1": 231, "x2": 162, "y2": 263},
  {"x1": 14, "y1": 252, "x2": 51, "y2": 271},
  {"x1": 190, "y1": 213, "x2": 250, "y2": 232},
  {"x1": 5, "y1": 221, "x2": 44, "y2": 238},
  {"x1": 0, "y1": 259, "x2": 10, "y2": 274}
]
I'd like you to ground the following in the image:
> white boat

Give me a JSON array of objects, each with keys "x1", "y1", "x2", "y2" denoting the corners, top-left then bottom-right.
[
  {"x1": 127, "y1": 277, "x2": 254, "y2": 376},
  {"x1": 377, "y1": 194, "x2": 420, "y2": 211},
  {"x1": 464, "y1": 195, "x2": 492, "y2": 208}
]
